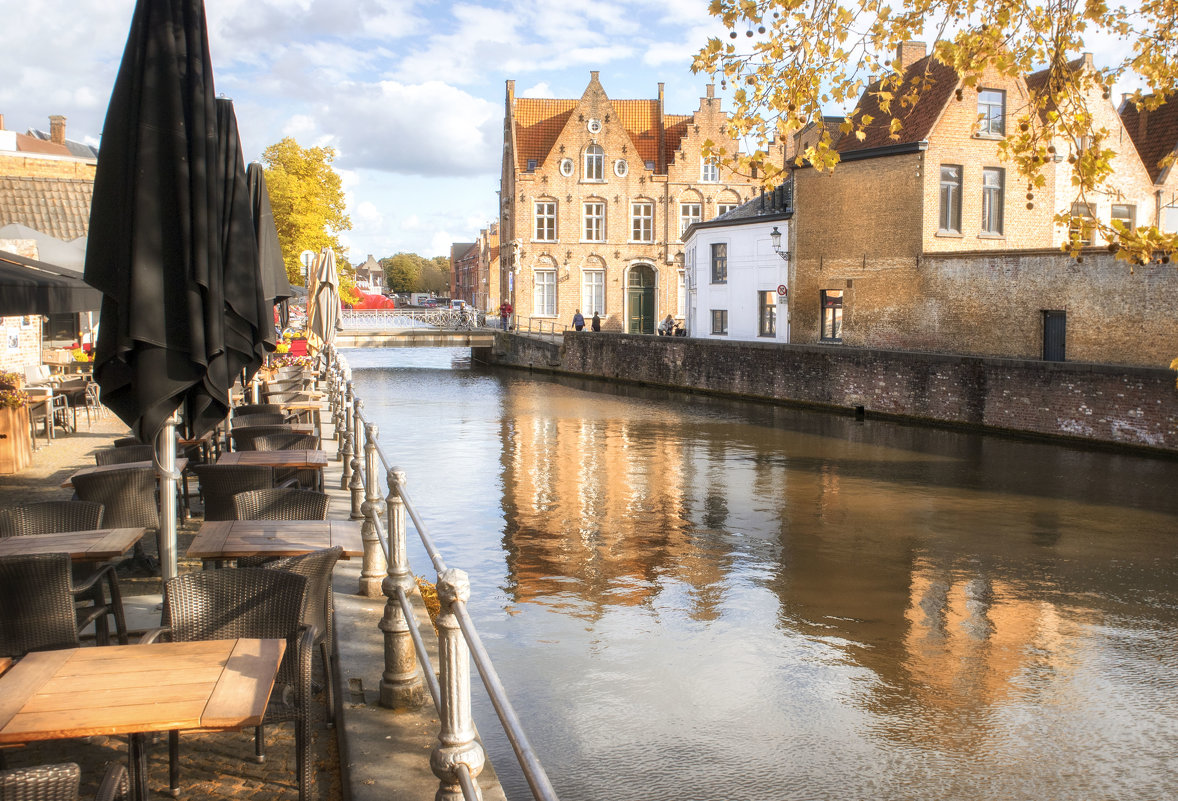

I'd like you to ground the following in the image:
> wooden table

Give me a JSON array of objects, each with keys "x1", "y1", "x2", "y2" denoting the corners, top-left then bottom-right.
[
  {"x1": 188, "y1": 519, "x2": 363, "y2": 562},
  {"x1": 217, "y1": 449, "x2": 327, "y2": 490},
  {"x1": 0, "y1": 527, "x2": 146, "y2": 561},
  {"x1": 0, "y1": 638, "x2": 285, "y2": 800},
  {"x1": 61, "y1": 458, "x2": 188, "y2": 489}
]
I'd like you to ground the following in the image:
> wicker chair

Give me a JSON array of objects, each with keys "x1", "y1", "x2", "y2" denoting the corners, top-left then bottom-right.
[
  {"x1": 252, "y1": 433, "x2": 320, "y2": 452},
  {"x1": 0, "y1": 500, "x2": 104, "y2": 537},
  {"x1": 239, "y1": 547, "x2": 343, "y2": 727},
  {"x1": 190, "y1": 464, "x2": 278, "y2": 521},
  {"x1": 232, "y1": 489, "x2": 330, "y2": 521},
  {"x1": 94, "y1": 444, "x2": 154, "y2": 466},
  {"x1": 230, "y1": 413, "x2": 289, "y2": 429},
  {"x1": 229, "y1": 424, "x2": 298, "y2": 451},
  {"x1": 232, "y1": 403, "x2": 285, "y2": 419},
  {"x1": 0, "y1": 553, "x2": 127, "y2": 656},
  {"x1": 150, "y1": 568, "x2": 313, "y2": 801},
  {"x1": 0, "y1": 762, "x2": 129, "y2": 801},
  {"x1": 113, "y1": 437, "x2": 144, "y2": 448},
  {"x1": 71, "y1": 466, "x2": 160, "y2": 572}
]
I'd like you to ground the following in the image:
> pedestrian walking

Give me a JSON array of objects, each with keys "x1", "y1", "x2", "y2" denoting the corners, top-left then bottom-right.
[
  {"x1": 573, "y1": 309, "x2": 585, "y2": 331},
  {"x1": 591, "y1": 311, "x2": 601, "y2": 332},
  {"x1": 499, "y1": 300, "x2": 512, "y2": 331}
]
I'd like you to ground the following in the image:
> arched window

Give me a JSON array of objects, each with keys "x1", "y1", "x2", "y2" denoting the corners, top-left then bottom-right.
[{"x1": 584, "y1": 144, "x2": 604, "y2": 181}]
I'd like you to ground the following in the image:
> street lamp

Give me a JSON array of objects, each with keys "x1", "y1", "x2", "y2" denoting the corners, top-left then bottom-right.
[
  {"x1": 300, "y1": 249, "x2": 315, "y2": 286},
  {"x1": 770, "y1": 226, "x2": 789, "y2": 262}
]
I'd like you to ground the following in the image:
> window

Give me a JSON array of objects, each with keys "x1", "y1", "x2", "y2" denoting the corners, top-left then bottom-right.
[
  {"x1": 614, "y1": 159, "x2": 628, "y2": 177},
  {"x1": 1163, "y1": 206, "x2": 1178, "y2": 234},
  {"x1": 759, "y1": 290, "x2": 777, "y2": 337},
  {"x1": 583, "y1": 201, "x2": 605, "y2": 241},
  {"x1": 526, "y1": 158, "x2": 537, "y2": 172},
  {"x1": 677, "y1": 270, "x2": 686, "y2": 317},
  {"x1": 710, "y1": 242, "x2": 727, "y2": 284},
  {"x1": 631, "y1": 201, "x2": 653, "y2": 242},
  {"x1": 939, "y1": 165, "x2": 962, "y2": 234},
  {"x1": 978, "y1": 89, "x2": 1005, "y2": 136},
  {"x1": 680, "y1": 202, "x2": 701, "y2": 237},
  {"x1": 534, "y1": 269, "x2": 557, "y2": 316},
  {"x1": 1070, "y1": 202, "x2": 1096, "y2": 245},
  {"x1": 981, "y1": 167, "x2": 1004, "y2": 235},
  {"x1": 820, "y1": 290, "x2": 843, "y2": 341},
  {"x1": 534, "y1": 200, "x2": 556, "y2": 241},
  {"x1": 716, "y1": 203, "x2": 738, "y2": 217},
  {"x1": 559, "y1": 158, "x2": 574, "y2": 177},
  {"x1": 1111, "y1": 204, "x2": 1136, "y2": 231},
  {"x1": 582, "y1": 270, "x2": 605, "y2": 316},
  {"x1": 584, "y1": 144, "x2": 604, "y2": 181},
  {"x1": 701, "y1": 156, "x2": 719, "y2": 182},
  {"x1": 711, "y1": 309, "x2": 728, "y2": 335}
]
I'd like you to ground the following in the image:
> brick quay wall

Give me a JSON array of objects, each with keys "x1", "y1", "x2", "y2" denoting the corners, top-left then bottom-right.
[{"x1": 476, "y1": 332, "x2": 1178, "y2": 455}]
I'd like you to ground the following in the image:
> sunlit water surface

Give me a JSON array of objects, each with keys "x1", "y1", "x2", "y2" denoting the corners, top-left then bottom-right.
[{"x1": 344, "y1": 347, "x2": 1178, "y2": 801}]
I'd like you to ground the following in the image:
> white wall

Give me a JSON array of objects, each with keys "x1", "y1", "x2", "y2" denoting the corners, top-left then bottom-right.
[{"x1": 685, "y1": 220, "x2": 790, "y2": 342}]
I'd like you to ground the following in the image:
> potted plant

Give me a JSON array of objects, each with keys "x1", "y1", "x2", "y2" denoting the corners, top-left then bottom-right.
[{"x1": 0, "y1": 370, "x2": 32, "y2": 474}]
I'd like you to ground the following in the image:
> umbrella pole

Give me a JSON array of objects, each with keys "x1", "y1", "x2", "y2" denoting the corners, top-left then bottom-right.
[{"x1": 155, "y1": 411, "x2": 180, "y2": 582}]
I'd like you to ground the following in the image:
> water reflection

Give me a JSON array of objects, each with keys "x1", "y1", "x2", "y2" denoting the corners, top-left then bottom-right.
[{"x1": 345, "y1": 348, "x2": 1178, "y2": 801}]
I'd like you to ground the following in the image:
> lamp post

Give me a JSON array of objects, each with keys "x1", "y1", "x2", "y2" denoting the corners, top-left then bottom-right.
[{"x1": 770, "y1": 226, "x2": 789, "y2": 262}]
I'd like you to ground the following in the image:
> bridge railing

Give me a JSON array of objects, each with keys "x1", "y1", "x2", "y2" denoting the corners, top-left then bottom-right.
[
  {"x1": 517, "y1": 317, "x2": 568, "y2": 341},
  {"x1": 341, "y1": 308, "x2": 488, "y2": 330},
  {"x1": 321, "y1": 344, "x2": 559, "y2": 801}
]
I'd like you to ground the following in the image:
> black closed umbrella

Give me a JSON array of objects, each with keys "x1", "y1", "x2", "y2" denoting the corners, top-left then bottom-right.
[
  {"x1": 247, "y1": 162, "x2": 293, "y2": 338},
  {"x1": 84, "y1": 0, "x2": 228, "y2": 444}
]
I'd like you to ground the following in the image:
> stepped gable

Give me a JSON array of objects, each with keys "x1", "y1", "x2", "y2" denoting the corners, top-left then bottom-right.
[
  {"x1": 838, "y1": 54, "x2": 959, "y2": 153},
  {"x1": 0, "y1": 176, "x2": 94, "y2": 240},
  {"x1": 512, "y1": 98, "x2": 578, "y2": 172},
  {"x1": 662, "y1": 114, "x2": 691, "y2": 163},
  {"x1": 1119, "y1": 96, "x2": 1178, "y2": 183}
]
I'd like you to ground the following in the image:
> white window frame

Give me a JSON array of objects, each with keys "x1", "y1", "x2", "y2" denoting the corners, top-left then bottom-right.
[
  {"x1": 680, "y1": 202, "x2": 701, "y2": 238},
  {"x1": 582, "y1": 270, "x2": 605, "y2": 316},
  {"x1": 716, "y1": 203, "x2": 738, "y2": 217},
  {"x1": 534, "y1": 200, "x2": 556, "y2": 242},
  {"x1": 677, "y1": 270, "x2": 686, "y2": 318},
  {"x1": 534, "y1": 269, "x2": 557, "y2": 316},
  {"x1": 981, "y1": 167, "x2": 1004, "y2": 235},
  {"x1": 701, "y1": 156, "x2": 720, "y2": 183},
  {"x1": 631, "y1": 201, "x2": 653, "y2": 242},
  {"x1": 1111, "y1": 203, "x2": 1136, "y2": 231},
  {"x1": 978, "y1": 89, "x2": 1005, "y2": 136},
  {"x1": 583, "y1": 201, "x2": 605, "y2": 242},
  {"x1": 584, "y1": 145, "x2": 604, "y2": 182}
]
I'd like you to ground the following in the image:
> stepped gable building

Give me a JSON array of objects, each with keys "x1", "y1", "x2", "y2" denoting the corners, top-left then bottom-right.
[
  {"x1": 1118, "y1": 94, "x2": 1178, "y2": 232},
  {"x1": 500, "y1": 72, "x2": 758, "y2": 334}
]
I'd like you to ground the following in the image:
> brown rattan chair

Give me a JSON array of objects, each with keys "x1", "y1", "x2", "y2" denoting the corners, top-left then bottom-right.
[
  {"x1": 232, "y1": 403, "x2": 285, "y2": 419},
  {"x1": 229, "y1": 424, "x2": 298, "y2": 451},
  {"x1": 0, "y1": 762, "x2": 129, "y2": 801},
  {"x1": 149, "y1": 568, "x2": 313, "y2": 801},
  {"x1": 113, "y1": 437, "x2": 144, "y2": 448},
  {"x1": 94, "y1": 444, "x2": 154, "y2": 466},
  {"x1": 232, "y1": 489, "x2": 330, "y2": 521},
  {"x1": 0, "y1": 500, "x2": 104, "y2": 537},
  {"x1": 71, "y1": 466, "x2": 160, "y2": 573},
  {"x1": 0, "y1": 553, "x2": 127, "y2": 656},
  {"x1": 190, "y1": 464, "x2": 279, "y2": 521},
  {"x1": 230, "y1": 413, "x2": 289, "y2": 429},
  {"x1": 252, "y1": 432, "x2": 320, "y2": 452},
  {"x1": 238, "y1": 547, "x2": 343, "y2": 727}
]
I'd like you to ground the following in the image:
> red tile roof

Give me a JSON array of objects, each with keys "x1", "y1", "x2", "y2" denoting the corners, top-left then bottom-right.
[
  {"x1": 663, "y1": 115, "x2": 690, "y2": 163},
  {"x1": 513, "y1": 99, "x2": 578, "y2": 172},
  {"x1": 0, "y1": 176, "x2": 93, "y2": 240},
  {"x1": 1120, "y1": 97, "x2": 1178, "y2": 183},
  {"x1": 838, "y1": 55, "x2": 959, "y2": 153},
  {"x1": 613, "y1": 100, "x2": 661, "y2": 165},
  {"x1": 13, "y1": 132, "x2": 72, "y2": 157}
]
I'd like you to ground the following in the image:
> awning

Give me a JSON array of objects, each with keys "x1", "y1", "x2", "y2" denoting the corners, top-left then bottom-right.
[{"x1": 0, "y1": 250, "x2": 102, "y2": 316}]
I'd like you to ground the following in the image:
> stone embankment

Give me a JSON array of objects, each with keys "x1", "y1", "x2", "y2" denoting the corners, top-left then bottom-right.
[{"x1": 478, "y1": 331, "x2": 1178, "y2": 455}]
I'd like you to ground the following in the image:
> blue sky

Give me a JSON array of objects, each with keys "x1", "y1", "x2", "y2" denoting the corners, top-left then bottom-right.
[{"x1": 0, "y1": 0, "x2": 729, "y2": 262}]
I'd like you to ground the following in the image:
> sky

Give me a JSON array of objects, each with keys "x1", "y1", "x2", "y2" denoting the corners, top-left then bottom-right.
[
  {"x1": 0, "y1": 0, "x2": 732, "y2": 262},
  {"x1": 0, "y1": 1, "x2": 1145, "y2": 264}
]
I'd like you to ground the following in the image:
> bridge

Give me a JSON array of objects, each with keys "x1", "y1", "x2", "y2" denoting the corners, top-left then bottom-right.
[{"x1": 334, "y1": 308, "x2": 496, "y2": 348}]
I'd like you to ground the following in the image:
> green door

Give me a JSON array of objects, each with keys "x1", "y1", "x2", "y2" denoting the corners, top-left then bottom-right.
[{"x1": 627, "y1": 265, "x2": 656, "y2": 334}]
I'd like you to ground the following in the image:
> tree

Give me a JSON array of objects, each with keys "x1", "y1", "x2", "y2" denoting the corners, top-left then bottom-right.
[
  {"x1": 262, "y1": 137, "x2": 352, "y2": 285},
  {"x1": 422, "y1": 256, "x2": 451, "y2": 294},
  {"x1": 693, "y1": 0, "x2": 1178, "y2": 266},
  {"x1": 381, "y1": 253, "x2": 426, "y2": 293}
]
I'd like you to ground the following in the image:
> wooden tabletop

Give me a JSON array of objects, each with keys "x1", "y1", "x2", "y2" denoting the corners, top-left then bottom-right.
[
  {"x1": 0, "y1": 528, "x2": 146, "y2": 561},
  {"x1": 279, "y1": 401, "x2": 330, "y2": 412},
  {"x1": 0, "y1": 638, "x2": 285, "y2": 744},
  {"x1": 230, "y1": 422, "x2": 315, "y2": 435},
  {"x1": 216, "y1": 449, "x2": 327, "y2": 469},
  {"x1": 188, "y1": 519, "x2": 363, "y2": 560},
  {"x1": 62, "y1": 458, "x2": 189, "y2": 488}
]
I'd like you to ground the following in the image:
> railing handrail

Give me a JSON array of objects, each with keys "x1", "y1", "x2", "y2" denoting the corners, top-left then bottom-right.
[
  {"x1": 340, "y1": 308, "x2": 488, "y2": 331},
  {"x1": 324, "y1": 345, "x2": 559, "y2": 801}
]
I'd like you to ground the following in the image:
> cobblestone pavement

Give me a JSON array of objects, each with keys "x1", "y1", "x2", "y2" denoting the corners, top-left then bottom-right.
[{"x1": 0, "y1": 412, "x2": 344, "y2": 801}]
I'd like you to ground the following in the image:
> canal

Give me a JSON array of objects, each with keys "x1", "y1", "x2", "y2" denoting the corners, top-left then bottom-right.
[{"x1": 344, "y1": 346, "x2": 1178, "y2": 801}]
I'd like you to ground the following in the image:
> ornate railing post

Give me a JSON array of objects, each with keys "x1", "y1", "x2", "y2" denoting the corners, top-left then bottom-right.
[
  {"x1": 359, "y1": 422, "x2": 387, "y2": 598},
  {"x1": 340, "y1": 381, "x2": 355, "y2": 490},
  {"x1": 431, "y1": 569, "x2": 485, "y2": 801},
  {"x1": 379, "y1": 468, "x2": 426, "y2": 709},
  {"x1": 349, "y1": 399, "x2": 365, "y2": 520}
]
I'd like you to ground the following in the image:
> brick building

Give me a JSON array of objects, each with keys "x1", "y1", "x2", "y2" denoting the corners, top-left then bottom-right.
[
  {"x1": 787, "y1": 44, "x2": 1174, "y2": 367},
  {"x1": 449, "y1": 241, "x2": 476, "y2": 304},
  {"x1": 499, "y1": 72, "x2": 759, "y2": 333}
]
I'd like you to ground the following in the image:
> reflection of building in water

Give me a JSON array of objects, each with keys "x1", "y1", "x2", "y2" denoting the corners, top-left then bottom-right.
[{"x1": 499, "y1": 390, "x2": 730, "y2": 620}]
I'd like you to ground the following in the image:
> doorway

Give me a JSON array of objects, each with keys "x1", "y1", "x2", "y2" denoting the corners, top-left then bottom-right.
[
  {"x1": 1042, "y1": 310, "x2": 1066, "y2": 362},
  {"x1": 627, "y1": 264, "x2": 655, "y2": 334}
]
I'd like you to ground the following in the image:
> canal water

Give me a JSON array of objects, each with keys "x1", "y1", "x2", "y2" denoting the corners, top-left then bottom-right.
[{"x1": 344, "y1": 346, "x2": 1178, "y2": 801}]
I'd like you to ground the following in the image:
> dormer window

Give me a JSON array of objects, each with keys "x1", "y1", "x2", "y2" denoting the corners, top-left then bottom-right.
[
  {"x1": 978, "y1": 89, "x2": 1005, "y2": 136},
  {"x1": 526, "y1": 158, "x2": 538, "y2": 172},
  {"x1": 584, "y1": 144, "x2": 604, "y2": 181}
]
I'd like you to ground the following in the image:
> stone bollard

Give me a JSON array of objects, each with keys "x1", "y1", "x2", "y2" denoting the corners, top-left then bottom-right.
[
  {"x1": 341, "y1": 382, "x2": 355, "y2": 488},
  {"x1": 349, "y1": 399, "x2": 365, "y2": 520},
  {"x1": 430, "y1": 569, "x2": 485, "y2": 801},
  {"x1": 379, "y1": 468, "x2": 426, "y2": 709},
  {"x1": 358, "y1": 423, "x2": 387, "y2": 598}
]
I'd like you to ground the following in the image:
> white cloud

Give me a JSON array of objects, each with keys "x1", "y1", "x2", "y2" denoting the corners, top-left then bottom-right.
[{"x1": 520, "y1": 82, "x2": 555, "y2": 98}]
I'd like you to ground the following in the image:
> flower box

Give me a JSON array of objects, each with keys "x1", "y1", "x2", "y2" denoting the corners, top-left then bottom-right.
[{"x1": 0, "y1": 404, "x2": 32, "y2": 474}]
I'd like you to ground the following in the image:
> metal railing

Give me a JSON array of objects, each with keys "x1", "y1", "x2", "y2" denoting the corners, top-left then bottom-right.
[
  {"x1": 517, "y1": 317, "x2": 568, "y2": 340},
  {"x1": 320, "y1": 344, "x2": 559, "y2": 801},
  {"x1": 340, "y1": 308, "x2": 488, "y2": 331}
]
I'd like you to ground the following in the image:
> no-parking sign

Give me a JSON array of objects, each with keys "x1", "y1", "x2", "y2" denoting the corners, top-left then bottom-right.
[{"x1": 776, "y1": 284, "x2": 788, "y2": 297}]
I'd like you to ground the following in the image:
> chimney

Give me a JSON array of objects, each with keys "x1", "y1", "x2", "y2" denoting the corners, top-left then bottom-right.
[
  {"x1": 49, "y1": 115, "x2": 66, "y2": 145},
  {"x1": 706, "y1": 84, "x2": 715, "y2": 99},
  {"x1": 0, "y1": 113, "x2": 5, "y2": 131},
  {"x1": 896, "y1": 41, "x2": 927, "y2": 72},
  {"x1": 590, "y1": 70, "x2": 599, "y2": 82}
]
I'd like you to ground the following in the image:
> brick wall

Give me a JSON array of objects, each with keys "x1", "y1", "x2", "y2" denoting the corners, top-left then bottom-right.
[
  {"x1": 0, "y1": 154, "x2": 95, "y2": 180},
  {"x1": 480, "y1": 332, "x2": 1178, "y2": 453},
  {"x1": 0, "y1": 315, "x2": 43, "y2": 375}
]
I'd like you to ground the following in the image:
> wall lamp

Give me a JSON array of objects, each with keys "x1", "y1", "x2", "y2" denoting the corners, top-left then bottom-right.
[{"x1": 770, "y1": 226, "x2": 789, "y2": 262}]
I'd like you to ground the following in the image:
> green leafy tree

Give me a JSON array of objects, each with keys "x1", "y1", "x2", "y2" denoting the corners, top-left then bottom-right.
[
  {"x1": 262, "y1": 137, "x2": 352, "y2": 285},
  {"x1": 422, "y1": 256, "x2": 451, "y2": 294},
  {"x1": 693, "y1": 0, "x2": 1178, "y2": 266},
  {"x1": 381, "y1": 253, "x2": 426, "y2": 293}
]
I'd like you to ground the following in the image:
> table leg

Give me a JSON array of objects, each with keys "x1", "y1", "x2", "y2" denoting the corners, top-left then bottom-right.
[{"x1": 128, "y1": 731, "x2": 151, "y2": 801}]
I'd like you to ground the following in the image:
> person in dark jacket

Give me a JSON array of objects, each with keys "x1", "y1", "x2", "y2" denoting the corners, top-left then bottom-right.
[{"x1": 591, "y1": 312, "x2": 601, "y2": 332}]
